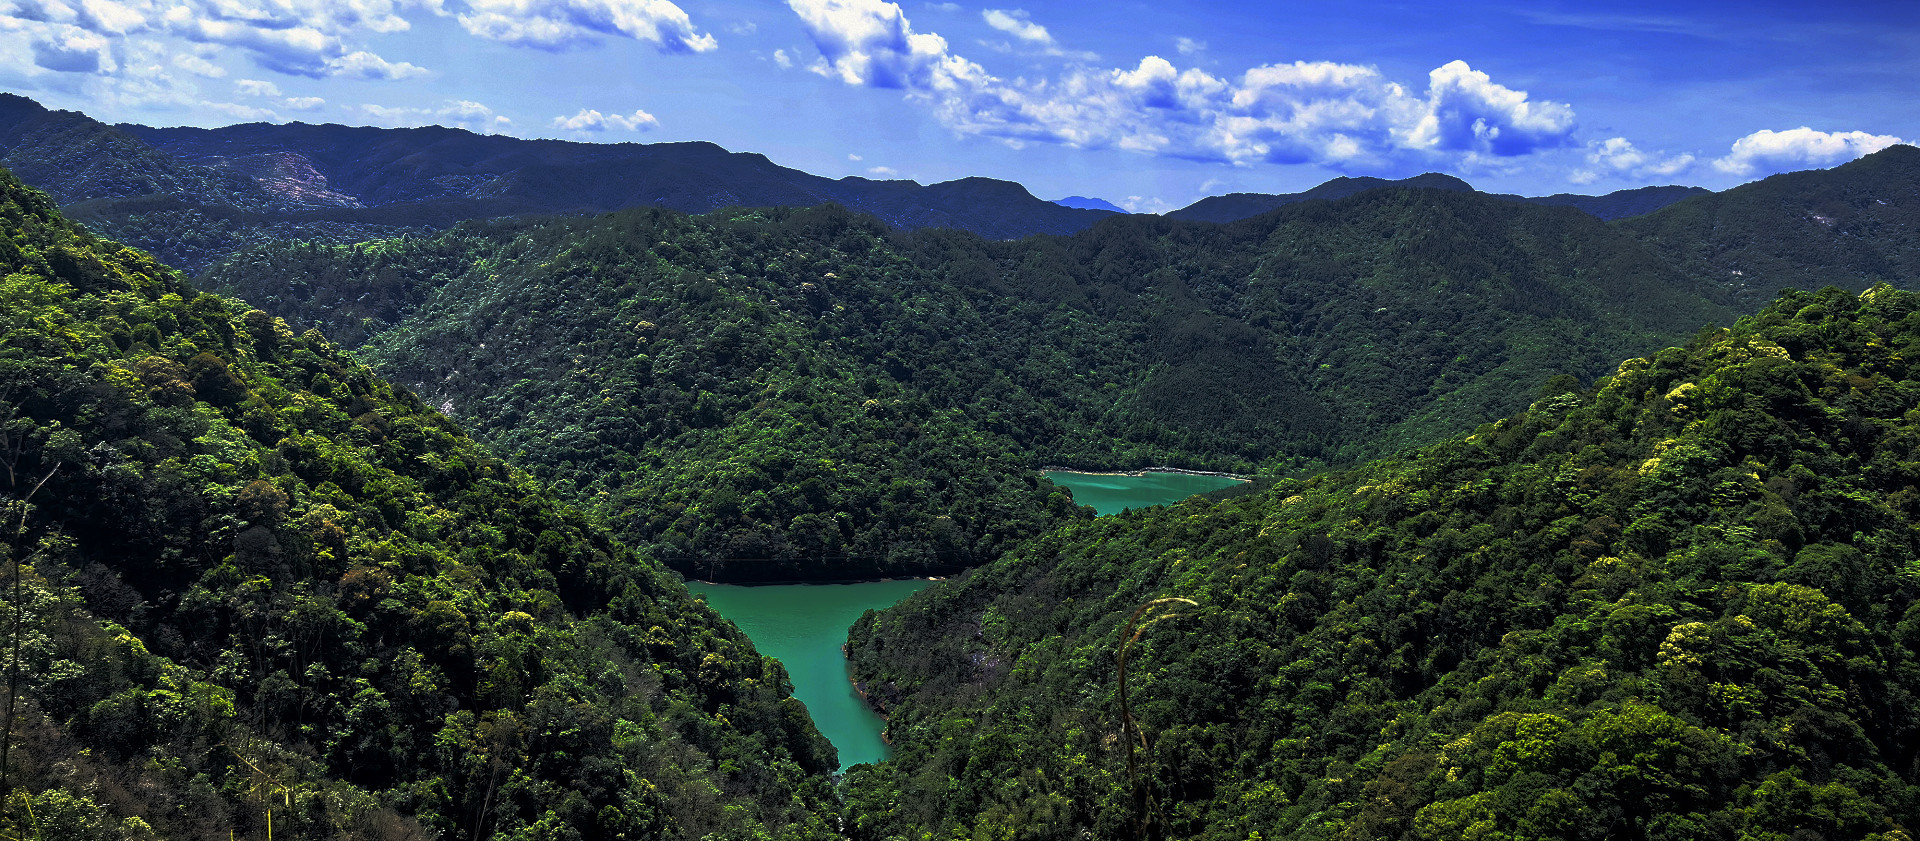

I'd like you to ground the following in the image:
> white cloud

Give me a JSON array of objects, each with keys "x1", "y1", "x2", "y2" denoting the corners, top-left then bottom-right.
[
  {"x1": 234, "y1": 77, "x2": 280, "y2": 97},
  {"x1": 155, "y1": 1, "x2": 438, "y2": 78},
  {"x1": 207, "y1": 99, "x2": 276, "y2": 120},
  {"x1": 847, "y1": 152, "x2": 862, "y2": 160},
  {"x1": 172, "y1": 51, "x2": 225, "y2": 77},
  {"x1": 1120, "y1": 195, "x2": 1172, "y2": 213},
  {"x1": 1581, "y1": 136, "x2": 1695, "y2": 180},
  {"x1": 360, "y1": 98, "x2": 513, "y2": 133},
  {"x1": 773, "y1": 47, "x2": 792, "y2": 68},
  {"x1": 787, "y1": 0, "x2": 1577, "y2": 171},
  {"x1": 455, "y1": 0, "x2": 717, "y2": 53},
  {"x1": 322, "y1": 49, "x2": 425, "y2": 78},
  {"x1": 550, "y1": 106, "x2": 658, "y2": 132},
  {"x1": 29, "y1": 25, "x2": 112, "y2": 73},
  {"x1": 283, "y1": 94, "x2": 324, "y2": 110},
  {"x1": 1174, "y1": 36, "x2": 1204, "y2": 55},
  {"x1": 867, "y1": 164, "x2": 896, "y2": 175},
  {"x1": 1713, "y1": 127, "x2": 1904, "y2": 177},
  {"x1": 981, "y1": 8, "x2": 1047, "y2": 44}
]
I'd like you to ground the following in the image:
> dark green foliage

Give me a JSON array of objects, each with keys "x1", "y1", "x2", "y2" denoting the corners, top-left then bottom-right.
[
  {"x1": 1626, "y1": 144, "x2": 1920, "y2": 307},
  {"x1": 201, "y1": 189, "x2": 1733, "y2": 580},
  {"x1": 843, "y1": 285, "x2": 1920, "y2": 840},
  {"x1": 0, "y1": 167, "x2": 839, "y2": 840}
]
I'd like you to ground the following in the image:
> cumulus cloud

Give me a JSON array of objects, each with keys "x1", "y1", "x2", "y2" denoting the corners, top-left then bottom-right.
[
  {"x1": 773, "y1": 47, "x2": 793, "y2": 68},
  {"x1": 867, "y1": 164, "x2": 896, "y2": 175},
  {"x1": 29, "y1": 26, "x2": 112, "y2": 73},
  {"x1": 155, "y1": 1, "x2": 436, "y2": 78},
  {"x1": 360, "y1": 98, "x2": 513, "y2": 133},
  {"x1": 172, "y1": 51, "x2": 225, "y2": 77},
  {"x1": 981, "y1": 9, "x2": 1048, "y2": 44},
  {"x1": 0, "y1": 0, "x2": 715, "y2": 114},
  {"x1": 1174, "y1": 36, "x2": 1204, "y2": 55},
  {"x1": 234, "y1": 77, "x2": 281, "y2": 97},
  {"x1": 283, "y1": 95, "x2": 324, "y2": 110},
  {"x1": 786, "y1": 0, "x2": 1577, "y2": 170},
  {"x1": 1413, "y1": 60, "x2": 1574, "y2": 156},
  {"x1": 455, "y1": 0, "x2": 717, "y2": 52},
  {"x1": 551, "y1": 106, "x2": 658, "y2": 132},
  {"x1": 322, "y1": 49, "x2": 425, "y2": 79},
  {"x1": 1713, "y1": 127, "x2": 1905, "y2": 177},
  {"x1": 206, "y1": 99, "x2": 276, "y2": 120},
  {"x1": 1571, "y1": 136, "x2": 1695, "y2": 183}
]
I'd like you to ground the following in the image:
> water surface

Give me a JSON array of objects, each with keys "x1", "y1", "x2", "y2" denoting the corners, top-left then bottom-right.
[
  {"x1": 689, "y1": 579, "x2": 932, "y2": 769},
  {"x1": 1043, "y1": 470, "x2": 1246, "y2": 516}
]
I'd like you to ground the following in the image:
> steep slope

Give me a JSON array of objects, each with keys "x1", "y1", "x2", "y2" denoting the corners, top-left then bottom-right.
[
  {"x1": 0, "y1": 169, "x2": 840, "y2": 839},
  {"x1": 1624, "y1": 144, "x2": 1920, "y2": 306},
  {"x1": 202, "y1": 188, "x2": 1734, "y2": 581},
  {"x1": 844, "y1": 285, "x2": 1920, "y2": 840}
]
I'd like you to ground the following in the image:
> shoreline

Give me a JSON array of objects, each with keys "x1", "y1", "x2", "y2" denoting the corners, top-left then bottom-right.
[
  {"x1": 1039, "y1": 465, "x2": 1252, "y2": 482},
  {"x1": 685, "y1": 574, "x2": 946, "y2": 588}
]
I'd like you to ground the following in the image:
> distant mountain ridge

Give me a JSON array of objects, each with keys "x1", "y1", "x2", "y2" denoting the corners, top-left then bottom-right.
[
  {"x1": 1052, "y1": 195, "x2": 1128, "y2": 212},
  {"x1": 0, "y1": 93, "x2": 1116, "y2": 270},
  {"x1": 1168, "y1": 172, "x2": 1709, "y2": 223}
]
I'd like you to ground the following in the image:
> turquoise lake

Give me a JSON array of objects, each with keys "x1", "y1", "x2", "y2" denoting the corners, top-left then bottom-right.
[
  {"x1": 1043, "y1": 469, "x2": 1246, "y2": 515},
  {"x1": 688, "y1": 578, "x2": 932, "y2": 770},
  {"x1": 686, "y1": 473, "x2": 1241, "y2": 769}
]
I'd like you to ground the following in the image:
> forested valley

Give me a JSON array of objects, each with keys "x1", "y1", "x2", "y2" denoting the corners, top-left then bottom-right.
[
  {"x1": 2, "y1": 137, "x2": 1920, "y2": 841},
  {"x1": 198, "y1": 175, "x2": 1747, "y2": 581}
]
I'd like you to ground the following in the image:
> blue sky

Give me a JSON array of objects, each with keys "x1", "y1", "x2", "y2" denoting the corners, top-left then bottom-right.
[{"x1": 0, "y1": 0, "x2": 1913, "y2": 211}]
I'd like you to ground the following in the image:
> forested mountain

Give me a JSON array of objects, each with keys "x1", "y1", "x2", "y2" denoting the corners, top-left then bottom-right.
[
  {"x1": 1167, "y1": 174, "x2": 1705, "y2": 224},
  {"x1": 201, "y1": 186, "x2": 1733, "y2": 581},
  {"x1": 1166, "y1": 174, "x2": 1478, "y2": 223},
  {"x1": 1625, "y1": 144, "x2": 1920, "y2": 307},
  {"x1": 0, "y1": 94, "x2": 1113, "y2": 273},
  {"x1": 1516, "y1": 185, "x2": 1711, "y2": 221},
  {"x1": 843, "y1": 285, "x2": 1920, "y2": 841},
  {"x1": 0, "y1": 168, "x2": 843, "y2": 839}
]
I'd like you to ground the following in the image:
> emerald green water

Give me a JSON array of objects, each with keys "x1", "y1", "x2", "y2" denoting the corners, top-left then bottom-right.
[
  {"x1": 688, "y1": 579, "x2": 932, "y2": 770},
  {"x1": 1043, "y1": 470, "x2": 1246, "y2": 515}
]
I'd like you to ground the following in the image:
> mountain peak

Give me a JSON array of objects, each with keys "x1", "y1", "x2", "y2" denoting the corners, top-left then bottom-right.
[{"x1": 1052, "y1": 195, "x2": 1126, "y2": 213}]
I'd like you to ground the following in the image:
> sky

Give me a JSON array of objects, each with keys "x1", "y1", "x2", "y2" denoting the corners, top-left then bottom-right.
[{"x1": 0, "y1": 0, "x2": 1914, "y2": 212}]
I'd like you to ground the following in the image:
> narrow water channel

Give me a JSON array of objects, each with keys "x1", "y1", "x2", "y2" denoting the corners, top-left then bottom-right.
[
  {"x1": 687, "y1": 472, "x2": 1246, "y2": 770},
  {"x1": 687, "y1": 579, "x2": 932, "y2": 770},
  {"x1": 1042, "y1": 469, "x2": 1246, "y2": 516}
]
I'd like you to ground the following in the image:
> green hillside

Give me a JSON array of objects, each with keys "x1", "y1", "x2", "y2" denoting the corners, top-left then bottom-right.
[
  {"x1": 201, "y1": 189, "x2": 1733, "y2": 580},
  {"x1": 1625, "y1": 144, "x2": 1920, "y2": 307},
  {"x1": 843, "y1": 285, "x2": 1920, "y2": 840},
  {"x1": 0, "y1": 169, "x2": 840, "y2": 839}
]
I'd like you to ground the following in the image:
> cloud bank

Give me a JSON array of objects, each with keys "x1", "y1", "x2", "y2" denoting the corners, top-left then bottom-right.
[
  {"x1": 1713, "y1": 127, "x2": 1905, "y2": 177},
  {"x1": 785, "y1": 0, "x2": 1576, "y2": 170},
  {"x1": 551, "y1": 106, "x2": 658, "y2": 132}
]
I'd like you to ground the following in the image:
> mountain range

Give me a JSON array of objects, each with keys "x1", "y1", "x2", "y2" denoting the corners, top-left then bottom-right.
[
  {"x1": 4, "y1": 97, "x2": 1920, "y2": 839},
  {"x1": 1166, "y1": 172, "x2": 1709, "y2": 223},
  {"x1": 3, "y1": 93, "x2": 1711, "y2": 276}
]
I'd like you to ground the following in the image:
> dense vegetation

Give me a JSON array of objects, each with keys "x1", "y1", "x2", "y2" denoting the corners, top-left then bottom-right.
[
  {"x1": 201, "y1": 189, "x2": 1731, "y2": 580},
  {"x1": 0, "y1": 169, "x2": 843, "y2": 839},
  {"x1": 1626, "y1": 144, "x2": 1920, "y2": 307},
  {"x1": 843, "y1": 284, "x2": 1920, "y2": 840}
]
